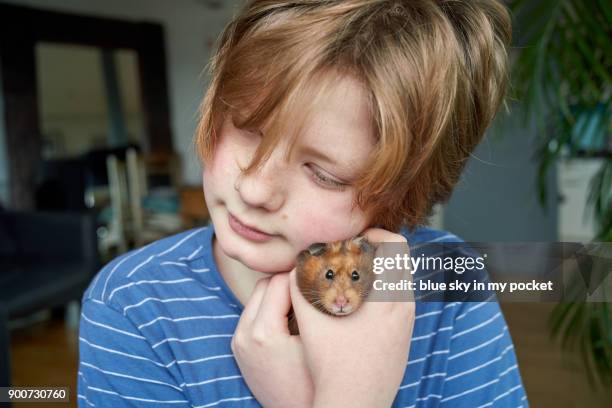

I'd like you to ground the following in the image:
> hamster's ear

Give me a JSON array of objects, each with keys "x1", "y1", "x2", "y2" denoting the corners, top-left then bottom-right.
[
  {"x1": 305, "y1": 242, "x2": 327, "y2": 257},
  {"x1": 296, "y1": 243, "x2": 326, "y2": 266},
  {"x1": 352, "y1": 235, "x2": 376, "y2": 255},
  {"x1": 296, "y1": 250, "x2": 309, "y2": 266}
]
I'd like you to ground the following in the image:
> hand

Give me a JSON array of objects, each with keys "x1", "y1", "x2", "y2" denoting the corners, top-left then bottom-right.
[
  {"x1": 231, "y1": 273, "x2": 315, "y2": 408},
  {"x1": 289, "y1": 227, "x2": 416, "y2": 408}
]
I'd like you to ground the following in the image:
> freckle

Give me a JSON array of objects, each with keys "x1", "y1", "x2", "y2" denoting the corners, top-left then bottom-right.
[{"x1": 282, "y1": 213, "x2": 287, "y2": 220}]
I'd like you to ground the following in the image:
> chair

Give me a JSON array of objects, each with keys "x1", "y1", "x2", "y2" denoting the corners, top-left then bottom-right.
[
  {"x1": 35, "y1": 158, "x2": 89, "y2": 211},
  {"x1": 0, "y1": 211, "x2": 99, "y2": 320},
  {"x1": 0, "y1": 302, "x2": 10, "y2": 389},
  {"x1": 179, "y1": 186, "x2": 210, "y2": 228},
  {"x1": 0, "y1": 209, "x2": 98, "y2": 392},
  {"x1": 103, "y1": 149, "x2": 184, "y2": 249},
  {"x1": 125, "y1": 148, "x2": 184, "y2": 247},
  {"x1": 0, "y1": 302, "x2": 12, "y2": 408},
  {"x1": 102, "y1": 154, "x2": 131, "y2": 254}
]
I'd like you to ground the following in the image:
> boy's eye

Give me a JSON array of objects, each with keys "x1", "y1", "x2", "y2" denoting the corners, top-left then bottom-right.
[{"x1": 306, "y1": 164, "x2": 347, "y2": 190}]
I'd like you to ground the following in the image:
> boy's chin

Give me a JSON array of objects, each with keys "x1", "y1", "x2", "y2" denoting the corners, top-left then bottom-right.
[
  {"x1": 220, "y1": 239, "x2": 296, "y2": 273},
  {"x1": 236, "y1": 255, "x2": 295, "y2": 274}
]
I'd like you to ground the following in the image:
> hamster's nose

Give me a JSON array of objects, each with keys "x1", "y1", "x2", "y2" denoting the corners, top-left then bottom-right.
[{"x1": 335, "y1": 295, "x2": 348, "y2": 308}]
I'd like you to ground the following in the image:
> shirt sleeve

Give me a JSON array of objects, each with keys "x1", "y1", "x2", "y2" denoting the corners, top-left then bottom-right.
[
  {"x1": 439, "y1": 298, "x2": 529, "y2": 407},
  {"x1": 77, "y1": 298, "x2": 190, "y2": 407}
]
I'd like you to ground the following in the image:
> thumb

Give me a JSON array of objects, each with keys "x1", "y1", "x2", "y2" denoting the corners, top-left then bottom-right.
[
  {"x1": 289, "y1": 268, "x2": 318, "y2": 319},
  {"x1": 254, "y1": 272, "x2": 292, "y2": 333}
]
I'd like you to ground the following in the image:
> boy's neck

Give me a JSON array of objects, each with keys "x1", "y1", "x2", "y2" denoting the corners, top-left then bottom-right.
[{"x1": 212, "y1": 235, "x2": 270, "y2": 308}]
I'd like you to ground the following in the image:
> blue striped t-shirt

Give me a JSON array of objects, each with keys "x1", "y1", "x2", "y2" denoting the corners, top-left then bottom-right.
[{"x1": 77, "y1": 224, "x2": 529, "y2": 407}]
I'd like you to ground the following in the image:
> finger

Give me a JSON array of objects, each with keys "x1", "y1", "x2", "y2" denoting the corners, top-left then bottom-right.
[
  {"x1": 361, "y1": 227, "x2": 408, "y2": 244},
  {"x1": 254, "y1": 272, "x2": 292, "y2": 333},
  {"x1": 288, "y1": 268, "x2": 318, "y2": 318},
  {"x1": 239, "y1": 277, "x2": 270, "y2": 327},
  {"x1": 361, "y1": 228, "x2": 413, "y2": 301},
  {"x1": 362, "y1": 227, "x2": 410, "y2": 268}
]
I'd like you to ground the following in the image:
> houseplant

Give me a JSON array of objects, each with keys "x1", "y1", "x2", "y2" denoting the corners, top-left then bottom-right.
[{"x1": 509, "y1": 0, "x2": 611, "y2": 387}]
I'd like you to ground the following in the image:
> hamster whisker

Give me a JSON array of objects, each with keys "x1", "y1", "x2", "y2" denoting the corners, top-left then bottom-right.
[{"x1": 296, "y1": 237, "x2": 375, "y2": 316}]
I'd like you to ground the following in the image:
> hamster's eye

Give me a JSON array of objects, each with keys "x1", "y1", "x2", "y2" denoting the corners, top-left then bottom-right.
[
  {"x1": 351, "y1": 270, "x2": 360, "y2": 281},
  {"x1": 325, "y1": 269, "x2": 334, "y2": 280}
]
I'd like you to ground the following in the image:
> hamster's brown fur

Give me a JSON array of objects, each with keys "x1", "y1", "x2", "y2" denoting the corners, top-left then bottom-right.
[{"x1": 288, "y1": 236, "x2": 377, "y2": 335}]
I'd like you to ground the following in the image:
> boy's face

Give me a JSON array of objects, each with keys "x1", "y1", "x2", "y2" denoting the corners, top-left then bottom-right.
[{"x1": 202, "y1": 75, "x2": 376, "y2": 273}]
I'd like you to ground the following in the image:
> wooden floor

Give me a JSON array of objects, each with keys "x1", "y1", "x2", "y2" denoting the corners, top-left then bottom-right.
[
  {"x1": 500, "y1": 303, "x2": 612, "y2": 407},
  {"x1": 8, "y1": 303, "x2": 612, "y2": 407},
  {"x1": 9, "y1": 313, "x2": 78, "y2": 408}
]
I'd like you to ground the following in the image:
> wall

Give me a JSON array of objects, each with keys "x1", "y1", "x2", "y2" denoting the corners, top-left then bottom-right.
[
  {"x1": 0, "y1": 1, "x2": 560, "y2": 242},
  {"x1": 443, "y1": 108, "x2": 559, "y2": 241},
  {"x1": 36, "y1": 44, "x2": 144, "y2": 158},
  {"x1": 557, "y1": 157, "x2": 601, "y2": 242},
  {"x1": 0, "y1": 64, "x2": 7, "y2": 207},
  {"x1": 0, "y1": 0, "x2": 243, "y2": 196}
]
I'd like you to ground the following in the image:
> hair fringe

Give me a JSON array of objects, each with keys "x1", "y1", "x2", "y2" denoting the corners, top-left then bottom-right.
[{"x1": 194, "y1": 0, "x2": 512, "y2": 232}]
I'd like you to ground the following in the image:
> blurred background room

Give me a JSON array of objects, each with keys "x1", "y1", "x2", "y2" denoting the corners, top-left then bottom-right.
[{"x1": 0, "y1": 0, "x2": 609, "y2": 407}]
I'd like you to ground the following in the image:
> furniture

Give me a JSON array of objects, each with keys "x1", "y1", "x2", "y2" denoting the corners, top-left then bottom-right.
[
  {"x1": 125, "y1": 148, "x2": 183, "y2": 247},
  {"x1": 179, "y1": 186, "x2": 210, "y2": 228},
  {"x1": 0, "y1": 210, "x2": 98, "y2": 399},
  {"x1": 102, "y1": 148, "x2": 184, "y2": 251},
  {"x1": 67, "y1": 144, "x2": 140, "y2": 257},
  {"x1": 557, "y1": 157, "x2": 603, "y2": 242},
  {"x1": 0, "y1": 211, "x2": 99, "y2": 320},
  {"x1": 0, "y1": 302, "x2": 11, "y2": 408},
  {"x1": 104, "y1": 154, "x2": 131, "y2": 254},
  {"x1": 35, "y1": 158, "x2": 89, "y2": 212},
  {"x1": 1, "y1": 3, "x2": 173, "y2": 210},
  {"x1": 0, "y1": 303, "x2": 10, "y2": 389}
]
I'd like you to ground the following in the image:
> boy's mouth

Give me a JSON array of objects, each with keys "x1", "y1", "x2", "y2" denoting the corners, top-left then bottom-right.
[{"x1": 228, "y1": 212, "x2": 275, "y2": 242}]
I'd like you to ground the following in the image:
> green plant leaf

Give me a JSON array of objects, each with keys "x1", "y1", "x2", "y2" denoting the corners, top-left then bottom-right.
[{"x1": 510, "y1": 0, "x2": 611, "y2": 387}]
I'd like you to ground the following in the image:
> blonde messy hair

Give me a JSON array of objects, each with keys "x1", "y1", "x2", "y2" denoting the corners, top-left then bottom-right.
[{"x1": 194, "y1": 0, "x2": 512, "y2": 233}]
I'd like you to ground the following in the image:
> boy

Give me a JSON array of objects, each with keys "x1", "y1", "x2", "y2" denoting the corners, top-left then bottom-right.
[{"x1": 78, "y1": 0, "x2": 528, "y2": 406}]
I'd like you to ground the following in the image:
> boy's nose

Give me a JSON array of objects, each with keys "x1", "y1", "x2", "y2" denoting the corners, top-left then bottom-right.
[{"x1": 235, "y1": 157, "x2": 285, "y2": 211}]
